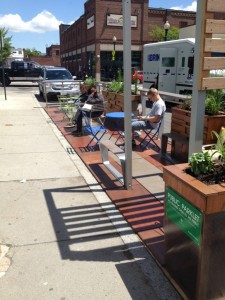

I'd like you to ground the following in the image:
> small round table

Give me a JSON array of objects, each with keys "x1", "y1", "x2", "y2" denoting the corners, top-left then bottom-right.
[{"x1": 105, "y1": 112, "x2": 135, "y2": 143}]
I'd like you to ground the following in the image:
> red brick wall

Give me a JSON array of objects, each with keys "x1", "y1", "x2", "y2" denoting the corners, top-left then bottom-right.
[
  {"x1": 60, "y1": 0, "x2": 196, "y2": 75},
  {"x1": 26, "y1": 45, "x2": 61, "y2": 67}
]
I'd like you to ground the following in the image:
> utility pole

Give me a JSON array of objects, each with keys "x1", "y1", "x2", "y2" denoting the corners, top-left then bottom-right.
[{"x1": 0, "y1": 33, "x2": 7, "y2": 100}]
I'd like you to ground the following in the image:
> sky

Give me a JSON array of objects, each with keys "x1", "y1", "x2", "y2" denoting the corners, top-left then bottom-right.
[{"x1": 0, "y1": 1, "x2": 197, "y2": 53}]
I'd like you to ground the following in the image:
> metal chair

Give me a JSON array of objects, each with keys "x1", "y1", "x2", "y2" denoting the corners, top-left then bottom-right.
[
  {"x1": 140, "y1": 118, "x2": 163, "y2": 150},
  {"x1": 82, "y1": 110, "x2": 107, "y2": 151}
]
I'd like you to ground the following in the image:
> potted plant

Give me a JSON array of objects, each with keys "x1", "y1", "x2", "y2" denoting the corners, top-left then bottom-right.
[
  {"x1": 80, "y1": 77, "x2": 96, "y2": 93},
  {"x1": 103, "y1": 69, "x2": 140, "y2": 112},
  {"x1": 188, "y1": 128, "x2": 225, "y2": 184},
  {"x1": 170, "y1": 90, "x2": 225, "y2": 161},
  {"x1": 163, "y1": 128, "x2": 225, "y2": 299}
]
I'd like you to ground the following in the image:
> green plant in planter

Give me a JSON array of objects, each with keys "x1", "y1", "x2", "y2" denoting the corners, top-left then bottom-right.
[
  {"x1": 189, "y1": 151, "x2": 215, "y2": 176},
  {"x1": 179, "y1": 90, "x2": 225, "y2": 115},
  {"x1": 84, "y1": 77, "x2": 96, "y2": 86},
  {"x1": 210, "y1": 129, "x2": 225, "y2": 164},
  {"x1": 108, "y1": 80, "x2": 124, "y2": 93},
  {"x1": 189, "y1": 127, "x2": 225, "y2": 179},
  {"x1": 108, "y1": 69, "x2": 124, "y2": 93},
  {"x1": 205, "y1": 89, "x2": 224, "y2": 115},
  {"x1": 179, "y1": 98, "x2": 192, "y2": 110}
]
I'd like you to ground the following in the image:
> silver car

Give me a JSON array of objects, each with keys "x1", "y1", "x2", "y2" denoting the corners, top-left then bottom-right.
[{"x1": 38, "y1": 67, "x2": 80, "y2": 100}]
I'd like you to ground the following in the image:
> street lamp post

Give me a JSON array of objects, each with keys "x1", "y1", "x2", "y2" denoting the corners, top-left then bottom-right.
[
  {"x1": 164, "y1": 20, "x2": 170, "y2": 41},
  {"x1": 0, "y1": 34, "x2": 7, "y2": 100},
  {"x1": 112, "y1": 35, "x2": 117, "y2": 80}
]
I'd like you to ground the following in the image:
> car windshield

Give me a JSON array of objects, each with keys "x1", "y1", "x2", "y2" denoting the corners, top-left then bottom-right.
[{"x1": 45, "y1": 69, "x2": 73, "y2": 80}]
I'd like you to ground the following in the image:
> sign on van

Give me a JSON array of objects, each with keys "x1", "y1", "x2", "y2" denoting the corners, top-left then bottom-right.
[{"x1": 147, "y1": 54, "x2": 160, "y2": 61}]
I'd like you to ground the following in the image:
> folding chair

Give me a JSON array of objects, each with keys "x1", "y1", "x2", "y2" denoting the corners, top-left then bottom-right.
[
  {"x1": 82, "y1": 110, "x2": 107, "y2": 151},
  {"x1": 140, "y1": 118, "x2": 163, "y2": 150}
]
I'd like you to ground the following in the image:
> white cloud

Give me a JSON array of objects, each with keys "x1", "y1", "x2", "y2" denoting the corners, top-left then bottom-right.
[
  {"x1": 171, "y1": 1, "x2": 197, "y2": 11},
  {"x1": 0, "y1": 10, "x2": 64, "y2": 33}
]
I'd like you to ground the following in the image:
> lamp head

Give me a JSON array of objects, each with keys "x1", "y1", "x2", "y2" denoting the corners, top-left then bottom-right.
[
  {"x1": 112, "y1": 36, "x2": 117, "y2": 43},
  {"x1": 164, "y1": 20, "x2": 170, "y2": 30}
]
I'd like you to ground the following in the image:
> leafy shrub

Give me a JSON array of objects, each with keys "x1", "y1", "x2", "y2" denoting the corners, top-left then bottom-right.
[
  {"x1": 84, "y1": 77, "x2": 96, "y2": 86},
  {"x1": 189, "y1": 151, "x2": 215, "y2": 176},
  {"x1": 179, "y1": 98, "x2": 192, "y2": 110},
  {"x1": 108, "y1": 80, "x2": 124, "y2": 93},
  {"x1": 179, "y1": 90, "x2": 225, "y2": 115},
  {"x1": 211, "y1": 128, "x2": 225, "y2": 164},
  {"x1": 205, "y1": 90, "x2": 223, "y2": 115}
]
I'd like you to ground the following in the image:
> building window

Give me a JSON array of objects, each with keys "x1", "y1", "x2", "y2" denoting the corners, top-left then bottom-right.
[{"x1": 56, "y1": 50, "x2": 60, "y2": 56}]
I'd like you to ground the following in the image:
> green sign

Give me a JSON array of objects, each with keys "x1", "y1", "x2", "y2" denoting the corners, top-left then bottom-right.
[
  {"x1": 166, "y1": 187, "x2": 203, "y2": 245},
  {"x1": 112, "y1": 50, "x2": 115, "y2": 61}
]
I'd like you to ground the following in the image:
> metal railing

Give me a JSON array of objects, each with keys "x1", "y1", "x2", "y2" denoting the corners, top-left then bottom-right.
[{"x1": 43, "y1": 80, "x2": 82, "y2": 107}]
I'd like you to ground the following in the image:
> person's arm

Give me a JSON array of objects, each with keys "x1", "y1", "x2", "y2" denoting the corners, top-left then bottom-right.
[
  {"x1": 86, "y1": 94, "x2": 98, "y2": 104},
  {"x1": 137, "y1": 115, "x2": 161, "y2": 123}
]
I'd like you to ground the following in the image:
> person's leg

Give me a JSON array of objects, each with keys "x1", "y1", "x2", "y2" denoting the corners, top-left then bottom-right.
[
  {"x1": 131, "y1": 120, "x2": 147, "y2": 139},
  {"x1": 72, "y1": 109, "x2": 83, "y2": 135},
  {"x1": 131, "y1": 120, "x2": 153, "y2": 146},
  {"x1": 64, "y1": 108, "x2": 80, "y2": 128}
]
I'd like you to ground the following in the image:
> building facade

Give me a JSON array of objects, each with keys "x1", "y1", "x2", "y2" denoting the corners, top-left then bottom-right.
[
  {"x1": 25, "y1": 45, "x2": 61, "y2": 67},
  {"x1": 59, "y1": 0, "x2": 196, "y2": 81},
  {"x1": 6, "y1": 48, "x2": 24, "y2": 67}
]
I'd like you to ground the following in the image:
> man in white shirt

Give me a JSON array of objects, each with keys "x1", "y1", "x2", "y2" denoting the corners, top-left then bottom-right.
[{"x1": 131, "y1": 88, "x2": 166, "y2": 146}]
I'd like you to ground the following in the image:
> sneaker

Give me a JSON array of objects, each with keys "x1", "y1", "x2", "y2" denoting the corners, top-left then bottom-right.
[
  {"x1": 72, "y1": 130, "x2": 82, "y2": 136},
  {"x1": 64, "y1": 122, "x2": 76, "y2": 128},
  {"x1": 134, "y1": 131, "x2": 141, "y2": 137}
]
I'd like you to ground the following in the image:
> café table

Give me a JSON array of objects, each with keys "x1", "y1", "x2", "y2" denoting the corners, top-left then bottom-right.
[{"x1": 104, "y1": 112, "x2": 135, "y2": 144}]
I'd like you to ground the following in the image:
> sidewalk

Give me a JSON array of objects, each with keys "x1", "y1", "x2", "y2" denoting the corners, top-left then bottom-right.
[{"x1": 0, "y1": 89, "x2": 181, "y2": 299}]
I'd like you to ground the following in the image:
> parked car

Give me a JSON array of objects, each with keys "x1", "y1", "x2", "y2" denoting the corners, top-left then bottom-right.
[
  {"x1": 132, "y1": 70, "x2": 143, "y2": 84},
  {"x1": 0, "y1": 60, "x2": 42, "y2": 86},
  {"x1": 38, "y1": 67, "x2": 80, "y2": 100}
]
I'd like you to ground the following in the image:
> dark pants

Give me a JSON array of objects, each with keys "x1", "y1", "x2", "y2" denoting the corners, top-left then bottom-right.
[{"x1": 73, "y1": 109, "x2": 103, "y2": 132}]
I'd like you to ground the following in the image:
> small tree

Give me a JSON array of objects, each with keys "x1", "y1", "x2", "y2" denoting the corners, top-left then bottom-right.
[
  {"x1": 149, "y1": 25, "x2": 179, "y2": 42},
  {"x1": 0, "y1": 27, "x2": 12, "y2": 66},
  {"x1": 24, "y1": 48, "x2": 42, "y2": 58}
]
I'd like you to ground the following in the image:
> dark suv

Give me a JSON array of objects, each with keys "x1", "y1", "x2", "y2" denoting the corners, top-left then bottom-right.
[{"x1": 38, "y1": 67, "x2": 80, "y2": 99}]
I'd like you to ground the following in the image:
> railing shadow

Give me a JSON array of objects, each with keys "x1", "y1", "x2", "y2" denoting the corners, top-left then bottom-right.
[{"x1": 43, "y1": 183, "x2": 144, "y2": 262}]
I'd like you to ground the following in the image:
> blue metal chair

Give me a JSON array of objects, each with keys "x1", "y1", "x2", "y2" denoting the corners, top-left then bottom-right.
[
  {"x1": 140, "y1": 118, "x2": 163, "y2": 150},
  {"x1": 82, "y1": 110, "x2": 107, "y2": 151}
]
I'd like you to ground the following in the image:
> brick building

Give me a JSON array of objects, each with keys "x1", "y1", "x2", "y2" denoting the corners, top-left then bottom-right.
[
  {"x1": 26, "y1": 45, "x2": 61, "y2": 67},
  {"x1": 59, "y1": 0, "x2": 196, "y2": 81}
]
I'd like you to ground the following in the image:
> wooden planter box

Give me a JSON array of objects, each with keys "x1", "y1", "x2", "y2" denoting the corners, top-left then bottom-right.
[
  {"x1": 80, "y1": 84, "x2": 91, "y2": 94},
  {"x1": 171, "y1": 106, "x2": 225, "y2": 144},
  {"x1": 170, "y1": 107, "x2": 225, "y2": 161},
  {"x1": 102, "y1": 91, "x2": 140, "y2": 113},
  {"x1": 163, "y1": 164, "x2": 225, "y2": 299}
]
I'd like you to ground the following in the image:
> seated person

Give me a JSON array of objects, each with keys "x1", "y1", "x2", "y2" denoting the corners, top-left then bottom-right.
[
  {"x1": 131, "y1": 88, "x2": 166, "y2": 146},
  {"x1": 72, "y1": 86, "x2": 105, "y2": 136},
  {"x1": 64, "y1": 88, "x2": 92, "y2": 128}
]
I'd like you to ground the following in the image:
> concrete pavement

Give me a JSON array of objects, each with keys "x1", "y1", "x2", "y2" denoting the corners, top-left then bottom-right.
[{"x1": 0, "y1": 87, "x2": 181, "y2": 299}]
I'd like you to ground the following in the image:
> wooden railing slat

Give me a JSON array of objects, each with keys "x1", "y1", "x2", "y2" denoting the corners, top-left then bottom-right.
[
  {"x1": 206, "y1": 19, "x2": 225, "y2": 34},
  {"x1": 207, "y1": 0, "x2": 225, "y2": 12},
  {"x1": 205, "y1": 38, "x2": 225, "y2": 53},
  {"x1": 202, "y1": 77, "x2": 225, "y2": 90},
  {"x1": 204, "y1": 57, "x2": 225, "y2": 70}
]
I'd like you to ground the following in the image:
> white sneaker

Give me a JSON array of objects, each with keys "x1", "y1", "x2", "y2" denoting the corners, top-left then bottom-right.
[{"x1": 134, "y1": 131, "x2": 141, "y2": 137}]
